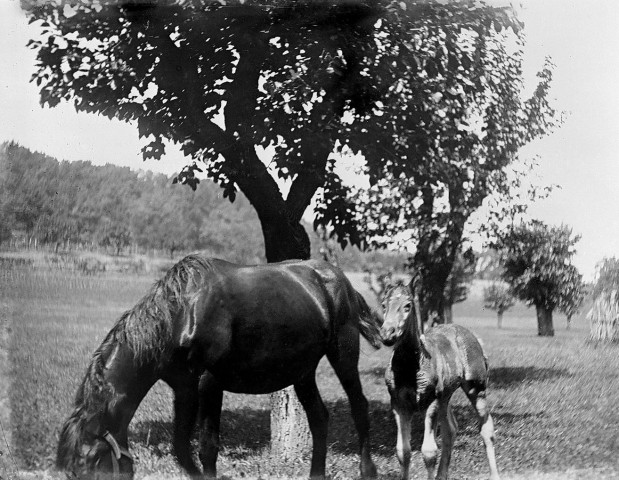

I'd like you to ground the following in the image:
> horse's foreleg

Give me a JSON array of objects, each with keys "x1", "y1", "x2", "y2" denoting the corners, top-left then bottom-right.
[
  {"x1": 172, "y1": 382, "x2": 202, "y2": 478},
  {"x1": 421, "y1": 399, "x2": 439, "y2": 480},
  {"x1": 327, "y1": 328, "x2": 377, "y2": 478},
  {"x1": 294, "y1": 374, "x2": 329, "y2": 480},
  {"x1": 436, "y1": 402, "x2": 457, "y2": 480},
  {"x1": 392, "y1": 404, "x2": 413, "y2": 480},
  {"x1": 464, "y1": 384, "x2": 500, "y2": 480},
  {"x1": 197, "y1": 371, "x2": 223, "y2": 480}
]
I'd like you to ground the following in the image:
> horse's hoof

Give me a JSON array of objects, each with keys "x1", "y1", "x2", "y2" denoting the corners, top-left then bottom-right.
[{"x1": 361, "y1": 462, "x2": 378, "y2": 478}]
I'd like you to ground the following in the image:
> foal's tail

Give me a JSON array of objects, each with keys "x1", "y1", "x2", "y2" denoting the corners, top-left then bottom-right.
[{"x1": 355, "y1": 291, "x2": 383, "y2": 349}]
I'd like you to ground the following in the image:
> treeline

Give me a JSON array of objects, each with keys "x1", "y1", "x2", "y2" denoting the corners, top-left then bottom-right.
[
  {"x1": 0, "y1": 141, "x2": 406, "y2": 270},
  {"x1": 0, "y1": 141, "x2": 265, "y2": 263}
]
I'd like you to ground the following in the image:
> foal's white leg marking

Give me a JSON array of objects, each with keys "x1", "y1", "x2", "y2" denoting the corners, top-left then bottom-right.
[
  {"x1": 472, "y1": 393, "x2": 500, "y2": 480},
  {"x1": 393, "y1": 407, "x2": 413, "y2": 480},
  {"x1": 421, "y1": 400, "x2": 439, "y2": 480},
  {"x1": 436, "y1": 403, "x2": 458, "y2": 480}
]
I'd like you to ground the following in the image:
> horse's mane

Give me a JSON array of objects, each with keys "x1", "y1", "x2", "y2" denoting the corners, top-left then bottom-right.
[{"x1": 57, "y1": 254, "x2": 215, "y2": 471}]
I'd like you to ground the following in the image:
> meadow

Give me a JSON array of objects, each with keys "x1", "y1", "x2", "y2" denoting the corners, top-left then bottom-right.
[{"x1": 1, "y1": 256, "x2": 618, "y2": 479}]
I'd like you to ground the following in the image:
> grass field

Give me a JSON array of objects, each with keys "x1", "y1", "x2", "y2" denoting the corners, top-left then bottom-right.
[{"x1": 1, "y1": 258, "x2": 618, "y2": 479}]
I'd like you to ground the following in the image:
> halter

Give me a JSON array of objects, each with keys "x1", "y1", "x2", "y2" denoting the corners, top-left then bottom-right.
[{"x1": 95, "y1": 431, "x2": 133, "y2": 477}]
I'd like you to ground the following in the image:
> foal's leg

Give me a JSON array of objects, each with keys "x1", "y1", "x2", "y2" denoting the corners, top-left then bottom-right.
[
  {"x1": 463, "y1": 381, "x2": 500, "y2": 480},
  {"x1": 391, "y1": 403, "x2": 413, "y2": 480},
  {"x1": 172, "y1": 381, "x2": 202, "y2": 477},
  {"x1": 327, "y1": 326, "x2": 377, "y2": 478},
  {"x1": 294, "y1": 374, "x2": 329, "y2": 480},
  {"x1": 421, "y1": 399, "x2": 440, "y2": 480},
  {"x1": 436, "y1": 401, "x2": 458, "y2": 480},
  {"x1": 197, "y1": 371, "x2": 224, "y2": 479}
]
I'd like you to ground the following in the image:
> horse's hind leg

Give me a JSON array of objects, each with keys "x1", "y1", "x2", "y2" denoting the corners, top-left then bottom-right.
[
  {"x1": 197, "y1": 371, "x2": 224, "y2": 479},
  {"x1": 327, "y1": 326, "x2": 377, "y2": 478},
  {"x1": 294, "y1": 374, "x2": 329, "y2": 480},
  {"x1": 463, "y1": 381, "x2": 500, "y2": 480},
  {"x1": 436, "y1": 401, "x2": 458, "y2": 480},
  {"x1": 172, "y1": 380, "x2": 202, "y2": 478}
]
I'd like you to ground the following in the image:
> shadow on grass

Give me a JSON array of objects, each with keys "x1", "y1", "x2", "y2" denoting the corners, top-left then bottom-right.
[
  {"x1": 490, "y1": 366, "x2": 572, "y2": 388},
  {"x1": 130, "y1": 397, "x2": 539, "y2": 462},
  {"x1": 131, "y1": 408, "x2": 271, "y2": 458}
]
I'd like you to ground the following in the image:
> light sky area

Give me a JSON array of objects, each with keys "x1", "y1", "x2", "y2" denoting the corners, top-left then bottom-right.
[{"x1": 1, "y1": 0, "x2": 618, "y2": 280}]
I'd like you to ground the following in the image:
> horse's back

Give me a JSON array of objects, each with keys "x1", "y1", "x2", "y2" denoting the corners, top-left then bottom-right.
[
  {"x1": 425, "y1": 324, "x2": 488, "y2": 388},
  {"x1": 178, "y1": 257, "x2": 361, "y2": 393}
]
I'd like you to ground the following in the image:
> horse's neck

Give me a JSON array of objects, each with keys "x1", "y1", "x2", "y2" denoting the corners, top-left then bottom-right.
[
  {"x1": 391, "y1": 327, "x2": 425, "y2": 385},
  {"x1": 86, "y1": 341, "x2": 158, "y2": 437}
]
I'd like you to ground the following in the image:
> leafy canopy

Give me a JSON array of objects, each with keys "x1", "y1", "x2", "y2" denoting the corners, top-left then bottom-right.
[
  {"x1": 23, "y1": 0, "x2": 524, "y2": 251},
  {"x1": 483, "y1": 283, "x2": 515, "y2": 315},
  {"x1": 498, "y1": 220, "x2": 583, "y2": 312}
]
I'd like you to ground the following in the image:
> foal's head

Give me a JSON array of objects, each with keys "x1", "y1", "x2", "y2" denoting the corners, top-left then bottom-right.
[{"x1": 380, "y1": 283, "x2": 419, "y2": 347}]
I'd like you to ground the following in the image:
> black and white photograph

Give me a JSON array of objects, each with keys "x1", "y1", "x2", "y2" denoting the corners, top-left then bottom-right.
[{"x1": 1, "y1": 0, "x2": 618, "y2": 479}]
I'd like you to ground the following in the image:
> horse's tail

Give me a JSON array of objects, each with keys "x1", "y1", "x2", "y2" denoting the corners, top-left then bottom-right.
[{"x1": 355, "y1": 291, "x2": 383, "y2": 349}]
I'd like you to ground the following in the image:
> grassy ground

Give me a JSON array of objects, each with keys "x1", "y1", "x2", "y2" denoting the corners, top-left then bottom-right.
[{"x1": 1, "y1": 258, "x2": 618, "y2": 479}]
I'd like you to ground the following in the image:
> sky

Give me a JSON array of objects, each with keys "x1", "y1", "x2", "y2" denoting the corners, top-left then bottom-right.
[{"x1": 1, "y1": 0, "x2": 618, "y2": 280}]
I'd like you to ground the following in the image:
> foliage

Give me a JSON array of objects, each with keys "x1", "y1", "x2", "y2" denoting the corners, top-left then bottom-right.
[
  {"x1": 483, "y1": 283, "x2": 515, "y2": 315},
  {"x1": 348, "y1": 7, "x2": 557, "y2": 322},
  {"x1": 443, "y1": 248, "x2": 476, "y2": 306},
  {"x1": 0, "y1": 142, "x2": 265, "y2": 262},
  {"x1": 22, "y1": 0, "x2": 531, "y2": 262},
  {"x1": 498, "y1": 220, "x2": 583, "y2": 313},
  {"x1": 475, "y1": 249, "x2": 503, "y2": 280}
]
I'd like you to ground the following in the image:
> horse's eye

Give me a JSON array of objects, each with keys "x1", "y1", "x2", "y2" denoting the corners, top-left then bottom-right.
[{"x1": 402, "y1": 303, "x2": 412, "y2": 313}]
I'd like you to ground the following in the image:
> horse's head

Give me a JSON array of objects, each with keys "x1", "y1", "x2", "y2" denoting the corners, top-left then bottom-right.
[
  {"x1": 57, "y1": 416, "x2": 134, "y2": 480},
  {"x1": 380, "y1": 283, "x2": 417, "y2": 347}
]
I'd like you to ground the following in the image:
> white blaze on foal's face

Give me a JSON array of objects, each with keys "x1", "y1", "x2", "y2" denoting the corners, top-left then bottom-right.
[{"x1": 381, "y1": 287, "x2": 413, "y2": 346}]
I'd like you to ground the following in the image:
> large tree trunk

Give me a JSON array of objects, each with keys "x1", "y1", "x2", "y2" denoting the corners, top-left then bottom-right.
[
  {"x1": 263, "y1": 219, "x2": 313, "y2": 460},
  {"x1": 497, "y1": 311, "x2": 503, "y2": 329},
  {"x1": 535, "y1": 304, "x2": 554, "y2": 336}
]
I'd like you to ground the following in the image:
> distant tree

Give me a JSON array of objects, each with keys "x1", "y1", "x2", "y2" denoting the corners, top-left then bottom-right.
[
  {"x1": 483, "y1": 283, "x2": 516, "y2": 329},
  {"x1": 0, "y1": 212, "x2": 11, "y2": 245},
  {"x1": 98, "y1": 224, "x2": 132, "y2": 256},
  {"x1": 442, "y1": 249, "x2": 476, "y2": 324},
  {"x1": 498, "y1": 220, "x2": 582, "y2": 336}
]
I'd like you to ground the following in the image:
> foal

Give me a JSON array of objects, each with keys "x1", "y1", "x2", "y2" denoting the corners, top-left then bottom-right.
[{"x1": 381, "y1": 283, "x2": 500, "y2": 480}]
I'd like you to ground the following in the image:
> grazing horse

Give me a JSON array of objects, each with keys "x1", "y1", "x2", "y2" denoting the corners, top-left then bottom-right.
[
  {"x1": 56, "y1": 255, "x2": 382, "y2": 479},
  {"x1": 381, "y1": 283, "x2": 499, "y2": 480}
]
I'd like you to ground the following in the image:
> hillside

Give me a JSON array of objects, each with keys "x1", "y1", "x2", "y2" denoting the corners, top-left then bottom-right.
[{"x1": 0, "y1": 141, "x2": 406, "y2": 270}]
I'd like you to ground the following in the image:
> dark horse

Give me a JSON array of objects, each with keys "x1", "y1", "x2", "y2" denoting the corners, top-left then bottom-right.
[
  {"x1": 57, "y1": 255, "x2": 382, "y2": 479},
  {"x1": 381, "y1": 283, "x2": 499, "y2": 480}
]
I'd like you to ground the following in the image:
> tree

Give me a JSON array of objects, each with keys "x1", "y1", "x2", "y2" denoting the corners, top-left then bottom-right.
[
  {"x1": 351, "y1": 8, "x2": 557, "y2": 325},
  {"x1": 22, "y1": 0, "x2": 527, "y2": 460},
  {"x1": 483, "y1": 283, "x2": 515, "y2": 329},
  {"x1": 498, "y1": 220, "x2": 582, "y2": 337},
  {"x1": 442, "y1": 249, "x2": 476, "y2": 324}
]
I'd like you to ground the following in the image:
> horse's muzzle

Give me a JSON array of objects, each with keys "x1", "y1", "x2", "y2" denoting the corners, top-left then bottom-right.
[{"x1": 380, "y1": 327, "x2": 397, "y2": 346}]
